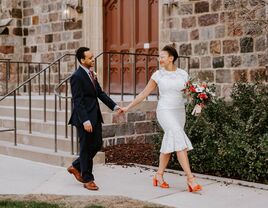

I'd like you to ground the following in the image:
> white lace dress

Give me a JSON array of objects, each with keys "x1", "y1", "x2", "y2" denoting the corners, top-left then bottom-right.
[{"x1": 151, "y1": 68, "x2": 193, "y2": 153}]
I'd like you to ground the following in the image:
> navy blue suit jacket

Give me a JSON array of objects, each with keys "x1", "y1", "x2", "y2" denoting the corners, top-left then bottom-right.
[{"x1": 68, "y1": 66, "x2": 117, "y2": 127}]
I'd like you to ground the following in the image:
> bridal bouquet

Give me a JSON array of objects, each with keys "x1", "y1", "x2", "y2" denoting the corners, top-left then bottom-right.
[{"x1": 182, "y1": 79, "x2": 215, "y2": 116}]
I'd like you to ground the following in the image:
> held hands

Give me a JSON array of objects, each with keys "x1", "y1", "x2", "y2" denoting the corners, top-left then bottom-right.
[{"x1": 191, "y1": 104, "x2": 202, "y2": 116}]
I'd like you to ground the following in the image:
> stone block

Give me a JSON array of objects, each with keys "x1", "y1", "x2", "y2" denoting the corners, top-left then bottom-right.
[
  {"x1": 225, "y1": 55, "x2": 241, "y2": 68},
  {"x1": 13, "y1": 28, "x2": 22, "y2": 36},
  {"x1": 64, "y1": 20, "x2": 82, "y2": 30},
  {"x1": 200, "y1": 27, "x2": 214, "y2": 40},
  {"x1": 250, "y1": 68, "x2": 268, "y2": 82},
  {"x1": 216, "y1": 69, "x2": 231, "y2": 83},
  {"x1": 53, "y1": 33, "x2": 61, "y2": 42},
  {"x1": 135, "y1": 121, "x2": 155, "y2": 134},
  {"x1": 194, "y1": 42, "x2": 208, "y2": 55},
  {"x1": 220, "y1": 12, "x2": 236, "y2": 23},
  {"x1": 112, "y1": 113, "x2": 126, "y2": 123},
  {"x1": 170, "y1": 31, "x2": 188, "y2": 42},
  {"x1": 211, "y1": 0, "x2": 222, "y2": 11},
  {"x1": 240, "y1": 37, "x2": 253, "y2": 53},
  {"x1": 213, "y1": 56, "x2": 224, "y2": 68},
  {"x1": 41, "y1": 53, "x2": 54, "y2": 62},
  {"x1": 73, "y1": 31, "x2": 82, "y2": 39},
  {"x1": 127, "y1": 111, "x2": 145, "y2": 122},
  {"x1": 227, "y1": 23, "x2": 243, "y2": 36},
  {"x1": 198, "y1": 14, "x2": 218, "y2": 26},
  {"x1": 52, "y1": 22, "x2": 63, "y2": 32},
  {"x1": 32, "y1": 16, "x2": 39, "y2": 25},
  {"x1": 190, "y1": 29, "x2": 199, "y2": 40},
  {"x1": 224, "y1": 0, "x2": 236, "y2": 9},
  {"x1": 233, "y1": 70, "x2": 248, "y2": 82},
  {"x1": 23, "y1": 8, "x2": 34, "y2": 16},
  {"x1": 210, "y1": 40, "x2": 221, "y2": 55},
  {"x1": 146, "y1": 111, "x2": 156, "y2": 120},
  {"x1": 23, "y1": 1, "x2": 31, "y2": 8},
  {"x1": 49, "y1": 12, "x2": 58, "y2": 22},
  {"x1": 31, "y1": 46, "x2": 37, "y2": 53},
  {"x1": 67, "y1": 42, "x2": 80, "y2": 50},
  {"x1": 45, "y1": 34, "x2": 53, "y2": 43},
  {"x1": 179, "y1": 43, "x2": 192, "y2": 56},
  {"x1": 195, "y1": 1, "x2": 209, "y2": 13},
  {"x1": 182, "y1": 16, "x2": 196, "y2": 29},
  {"x1": 178, "y1": 3, "x2": 193, "y2": 15},
  {"x1": 215, "y1": 25, "x2": 225, "y2": 39},
  {"x1": 190, "y1": 57, "x2": 200, "y2": 69},
  {"x1": 12, "y1": 8, "x2": 22, "y2": 18},
  {"x1": 23, "y1": 17, "x2": 30, "y2": 26},
  {"x1": 241, "y1": 54, "x2": 257, "y2": 67},
  {"x1": 0, "y1": 46, "x2": 14, "y2": 54},
  {"x1": 255, "y1": 36, "x2": 266, "y2": 52},
  {"x1": 41, "y1": 24, "x2": 51, "y2": 33},
  {"x1": 201, "y1": 56, "x2": 212, "y2": 68},
  {"x1": 115, "y1": 123, "x2": 135, "y2": 136},
  {"x1": 197, "y1": 70, "x2": 214, "y2": 82},
  {"x1": 258, "y1": 53, "x2": 268, "y2": 67},
  {"x1": 223, "y1": 40, "x2": 239, "y2": 54}
]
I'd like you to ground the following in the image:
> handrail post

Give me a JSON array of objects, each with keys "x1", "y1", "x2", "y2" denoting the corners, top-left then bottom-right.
[
  {"x1": 146, "y1": 55, "x2": 149, "y2": 101},
  {"x1": 133, "y1": 54, "x2": 136, "y2": 98},
  {"x1": 14, "y1": 91, "x2": 17, "y2": 146},
  {"x1": 38, "y1": 63, "x2": 41, "y2": 95},
  {"x1": 17, "y1": 63, "x2": 20, "y2": 93},
  {"x1": 48, "y1": 66, "x2": 51, "y2": 95},
  {"x1": 54, "y1": 94, "x2": 57, "y2": 152},
  {"x1": 71, "y1": 99, "x2": 74, "y2": 155},
  {"x1": 44, "y1": 70, "x2": 47, "y2": 122},
  {"x1": 6, "y1": 61, "x2": 10, "y2": 94},
  {"x1": 108, "y1": 54, "x2": 111, "y2": 96},
  {"x1": 121, "y1": 54, "x2": 124, "y2": 101},
  {"x1": 65, "y1": 81, "x2": 68, "y2": 138},
  {"x1": 58, "y1": 60, "x2": 61, "y2": 110},
  {"x1": 29, "y1": 80, "x2": 32, "y2": 134}
]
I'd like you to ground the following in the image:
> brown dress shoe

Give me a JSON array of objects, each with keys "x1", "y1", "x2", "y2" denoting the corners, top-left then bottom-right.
[
  {"x1": 67, "y1": 166, "x2": 84, "y2": 183},
  {"x1": 84, "y1": 181, "x2": 99, "y2": 191}
]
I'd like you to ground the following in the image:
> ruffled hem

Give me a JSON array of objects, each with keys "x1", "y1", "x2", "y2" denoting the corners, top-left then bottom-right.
[{"x1": 160, "y1": 129, "x2": 193, "y2": 153}]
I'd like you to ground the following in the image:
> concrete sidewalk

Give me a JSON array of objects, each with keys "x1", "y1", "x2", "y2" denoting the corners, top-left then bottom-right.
[{"x1": 0, "y1": 154, "x2": 267, "y2": 208}]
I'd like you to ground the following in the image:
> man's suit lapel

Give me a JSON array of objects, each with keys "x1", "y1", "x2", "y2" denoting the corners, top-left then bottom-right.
[{"x1": 78, "y1": 67, "x2": 97, "y2": 95}]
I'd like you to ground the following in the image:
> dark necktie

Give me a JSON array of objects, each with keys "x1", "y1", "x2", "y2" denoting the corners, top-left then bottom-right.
[{"x1": 89, "y1": 70, "x2": 96, "y2": 88}]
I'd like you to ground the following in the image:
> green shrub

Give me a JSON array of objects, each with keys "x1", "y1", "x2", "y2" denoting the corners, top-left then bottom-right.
[{"x1": 153, "y1": 81, "x2": 268, "y2": 184}]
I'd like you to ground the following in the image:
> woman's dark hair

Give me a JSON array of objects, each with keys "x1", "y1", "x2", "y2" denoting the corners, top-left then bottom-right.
[
  {"x1": 76, "y1": 47, "x2": 90, "y2": 63},
  {"x1": 161, "y1": 45, "x2": 179, "y2": 63}
]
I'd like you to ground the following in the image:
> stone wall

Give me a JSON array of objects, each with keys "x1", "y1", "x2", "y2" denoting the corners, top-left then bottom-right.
[
  {"x1": 159, "y1": 0, "x2": 268, "y2": 97},
  {"x1": 0, "y1": 0, "x2": 84, "y2": 95}
]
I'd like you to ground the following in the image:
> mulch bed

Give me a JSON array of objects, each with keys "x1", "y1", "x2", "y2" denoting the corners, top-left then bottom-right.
[{"x1": 102, "y1": 143, "x2": 157, "y2": 166}]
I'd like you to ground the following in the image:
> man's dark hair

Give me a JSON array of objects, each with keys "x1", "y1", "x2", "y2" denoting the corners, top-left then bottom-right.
[
  {"x1": 76, "y1": 47, "x2": 90, "y2": 63},
  {"x1": 161, "y1": 45, "x2": 179, "y2": 63}
]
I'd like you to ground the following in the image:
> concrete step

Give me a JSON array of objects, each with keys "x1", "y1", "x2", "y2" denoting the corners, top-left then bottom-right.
[
  {"x1": 0, "y1": 116, "x2": 73, "y2": 136},
  {"x1": 0, "y1": 140, "x2": 105, "y2": 167},
  {"x1": 0, "y1": 130, "x2": 78, "y2": 153},
  {"x1": 0, "y1": 95, "x2": 158, "y2": 113},
  {"x1": 0, "y1": 106, "x2": 113, "y2": 123}
]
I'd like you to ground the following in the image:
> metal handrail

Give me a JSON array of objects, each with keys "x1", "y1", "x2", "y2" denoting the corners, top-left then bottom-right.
[
  {"x1": 53, "y1": 51, "x2": 190, "y2": 155},
  {"x1": 0, "y1": 53, "x2": 76, "y2": 148},
  {"x1": 0, "y1": 59, "x2": 50, "y2": 95}
]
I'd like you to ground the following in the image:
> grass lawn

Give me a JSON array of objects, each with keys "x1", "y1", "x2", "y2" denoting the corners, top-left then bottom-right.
[{"x1": 0, "y1": 200, "x2": 104, "y2": 208}]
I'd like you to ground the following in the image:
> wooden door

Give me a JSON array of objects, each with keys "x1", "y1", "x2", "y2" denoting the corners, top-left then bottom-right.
[{"x1": 103, "y1": 0, "x2": 158, "y2": 94}]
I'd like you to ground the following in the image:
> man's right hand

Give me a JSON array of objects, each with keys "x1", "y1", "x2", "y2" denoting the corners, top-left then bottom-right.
[{"x1": 84, "y1": 122, "x2": 93, "y2": 132}]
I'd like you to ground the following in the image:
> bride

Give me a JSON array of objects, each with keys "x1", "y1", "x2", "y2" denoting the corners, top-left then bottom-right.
[{"x1": 120, "y1": 45, "x2": 202, "y2": 192}]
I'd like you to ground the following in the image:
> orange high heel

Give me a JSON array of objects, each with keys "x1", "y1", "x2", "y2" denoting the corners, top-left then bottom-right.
[
  {"x1": 187, "y1": 177, "x2": 202, "y2": 192},
  {"x1": 153, "y1": 173, "x2": 169, "y2": 188}
]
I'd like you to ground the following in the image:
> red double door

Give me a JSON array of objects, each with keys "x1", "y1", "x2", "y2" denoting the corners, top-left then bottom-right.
[{"x1": 103, "y1": 0, "x2": 159, "y2": 94}]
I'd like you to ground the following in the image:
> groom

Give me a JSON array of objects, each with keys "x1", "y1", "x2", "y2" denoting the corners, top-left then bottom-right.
[{"x1": 68, "y1": 47, "x2": 121, "y2": 190}]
